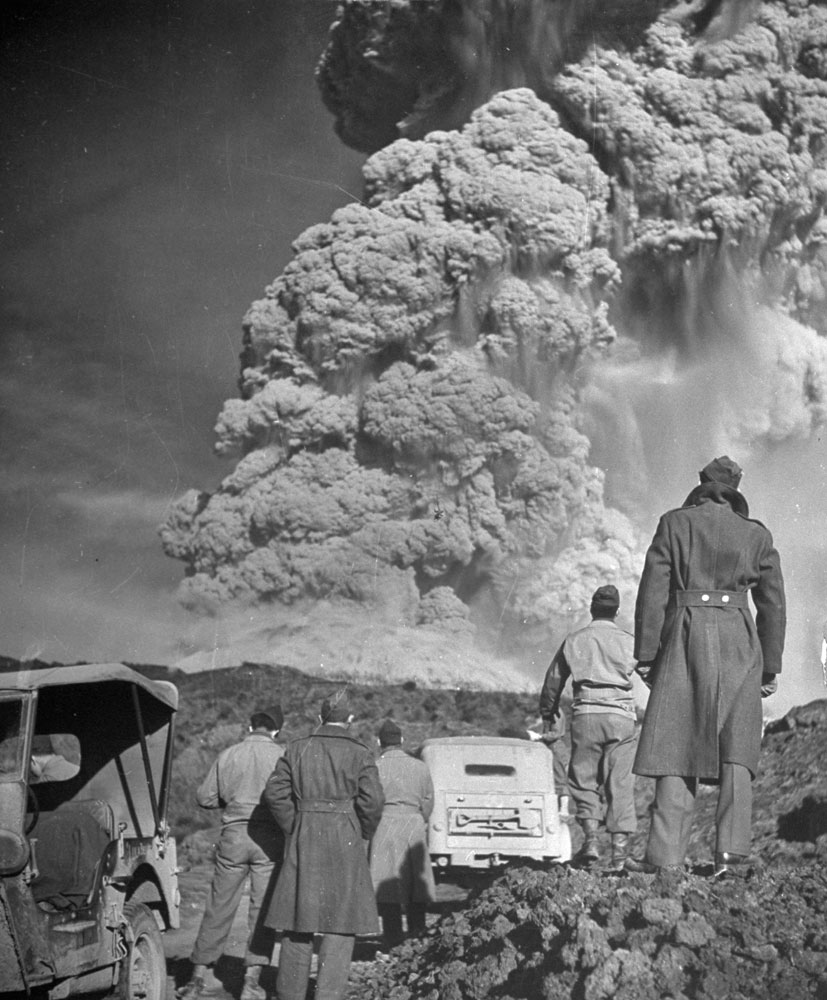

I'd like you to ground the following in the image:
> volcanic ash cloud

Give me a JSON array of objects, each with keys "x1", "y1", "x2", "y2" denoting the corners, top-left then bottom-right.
[
  {"x1": 161, "y1": 89, "x2": 639, "y2": 665},
  {"x1": 161, "y1": 1, "x2": 827, "y2": 681}
]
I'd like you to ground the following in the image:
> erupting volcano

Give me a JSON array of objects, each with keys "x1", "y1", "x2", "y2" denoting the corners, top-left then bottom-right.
[{"x1": 160, "y1": 0, "x2": 827, "y2": 692}]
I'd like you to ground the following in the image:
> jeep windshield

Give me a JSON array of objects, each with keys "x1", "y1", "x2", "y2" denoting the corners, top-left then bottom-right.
[{"x1": 0, "y1": 692, "x2": 29, "y2": 783}]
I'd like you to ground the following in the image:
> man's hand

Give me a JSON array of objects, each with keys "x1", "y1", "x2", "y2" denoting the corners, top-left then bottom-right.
[
  {"x1": 540, "y1": 715, "x2": 566, "y2": 743},
  {"x1": 635, "y1": 662, "x2": 655, "y2": 689},
  {"x1": 761, "y1": 673, "x2": 778, "y2": 698}
]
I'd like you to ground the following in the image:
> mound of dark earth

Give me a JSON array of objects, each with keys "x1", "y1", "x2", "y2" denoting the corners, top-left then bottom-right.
[
  {"x1": 353, "y1": 864, "x2": 827, "y2": 1000},
  {"x1": 350, "y1": 699, "x2": 827, "y2": 1000}
]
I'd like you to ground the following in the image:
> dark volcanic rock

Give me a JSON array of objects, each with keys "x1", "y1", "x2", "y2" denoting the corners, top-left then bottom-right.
[
  {"x1": 351, "y1": 864, "x2": 827, "y2": 999},
  {"x1": 349, "y1": 700, "x2": 827, "y2": 999}
]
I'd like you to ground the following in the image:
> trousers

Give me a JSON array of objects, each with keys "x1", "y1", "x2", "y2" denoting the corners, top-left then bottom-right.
[
  {"x1": 377, "y1": 901, "x2": 427, "y2": 946},
  {"x1": 276, "y1": 932, "x2": 355, "y2": 1000},
  {"x1": 568, "y1": 712, "x2": 638, "y2": 833},
  {"x1": 645, "y1": 762, "x2": 752, "y2": 866},
  {"x1": 191, "y1": 822, "x2": 281, "y2": 966}
]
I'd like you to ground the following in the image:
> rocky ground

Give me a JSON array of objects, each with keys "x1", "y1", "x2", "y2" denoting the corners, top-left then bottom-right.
[
  {"x1": 166, "y1": 698, "x2": 827, "y2": 999},
  {"x1": 351, "y1": 864, "x2": 827, "y2": 1000}
]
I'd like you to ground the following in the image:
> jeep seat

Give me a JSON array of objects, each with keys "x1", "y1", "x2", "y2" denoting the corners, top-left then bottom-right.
[{"x1": 31, "y1": 799, "x2": 114, "y2": 910}]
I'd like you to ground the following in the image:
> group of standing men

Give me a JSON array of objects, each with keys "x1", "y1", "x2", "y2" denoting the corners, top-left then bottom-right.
[
  {"x1": 178, "y1": 453, "x2": 786, "y2": 999},
  {"x1": 541, "y1": 456, "x2": 786, "y2": 876},
  {"x1": 179, "y1": 698, "x2": 434, "y2": 1000}
]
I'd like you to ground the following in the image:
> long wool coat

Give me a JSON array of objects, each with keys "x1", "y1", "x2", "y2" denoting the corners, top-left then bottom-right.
[
  {"x1": 369, "y1": 746, "x2": 436, "y2": 906},
  {"x1": 262, "y1": 724, "x2": 384, "y2": 936},
  {"x1": 633, "y1": 482, "x2": 785, "y2": 780}
]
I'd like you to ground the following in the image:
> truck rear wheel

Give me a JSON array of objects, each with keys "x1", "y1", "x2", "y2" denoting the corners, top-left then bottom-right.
[{"x1": 118, "y1": 901, "x2": 166, "y2": 1000}]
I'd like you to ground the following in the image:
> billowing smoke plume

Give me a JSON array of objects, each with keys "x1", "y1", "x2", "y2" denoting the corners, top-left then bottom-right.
[{"x1": 161, "y1": 0, "x2": 827, "y2": 688}]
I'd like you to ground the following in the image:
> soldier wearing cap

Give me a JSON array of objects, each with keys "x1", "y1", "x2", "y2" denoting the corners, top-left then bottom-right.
[
  {"x1": 540, "y1": 584, "x2": 638, "y2": 871},
  {"x1": 628, "y1": 457, "x2": 785, "y2": 876},
  {"x1": 369, "y1": 719, "x2": 436, "y2": 949},
  {"x1": 263, "y1": 695, "x2": 384, "y2": 1000},
  {"x1": 178, "y1": 706, "x2": 286, "y2": 1000}
]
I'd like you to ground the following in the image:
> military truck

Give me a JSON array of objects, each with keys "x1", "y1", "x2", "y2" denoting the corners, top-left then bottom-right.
[
  {"x1": 420, "y1": 735, "x2": 572, "y2": 872},
  {"x1": 0, "y1": 662, "x2": 179, "y2": 999}
]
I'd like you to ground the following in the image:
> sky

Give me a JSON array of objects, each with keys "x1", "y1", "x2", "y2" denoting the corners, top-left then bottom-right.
[
  {"x1": 1, "y1": 0, "x2": 364, "y2": 666},
  {"x1": 1, "y1": 0, "x2": 825, "y2": 715}
]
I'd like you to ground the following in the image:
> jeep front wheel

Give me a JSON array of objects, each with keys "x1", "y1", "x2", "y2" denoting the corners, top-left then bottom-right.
[{"x1": 118, "y1": 901, "x2": 166, "y2": 1000}]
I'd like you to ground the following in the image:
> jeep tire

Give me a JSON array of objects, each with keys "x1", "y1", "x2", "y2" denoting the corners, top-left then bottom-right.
[{"x1": 117, "y1": 900, "x2": 166, "y2": 1000}]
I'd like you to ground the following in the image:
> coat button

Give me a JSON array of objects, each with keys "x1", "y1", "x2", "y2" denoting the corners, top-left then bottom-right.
[
  {"x1": 722, "y1": 594, "x2": 730, "y2": 603},
  {"x1": 701, "y1": 593, "x2": 710, "y2": 601}
]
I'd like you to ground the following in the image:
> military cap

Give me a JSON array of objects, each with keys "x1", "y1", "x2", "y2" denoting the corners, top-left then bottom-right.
[
  {"x1": 255, "y1": 705, "x2": 284, "y2": 731},
  {"x1": 378, "y1": 719, "x2": 402, "y2": 746},
  {"x1": 699, "y1": 455, "x2": 742, "y2": 488},
  {"x1": 591, "y1": 584, "x2": 620, "y2": 611}
]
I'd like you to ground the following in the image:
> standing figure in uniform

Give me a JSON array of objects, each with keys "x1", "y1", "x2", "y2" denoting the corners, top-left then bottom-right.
[
  {"x1": 628, "y1": 457, "x2": 785, "y2": 876},
  {"x1": 540, "y1": 584, "x2": 638, "y2": 872},
  {"x1": 178, "y1": 706, "x2": 285, "y2": 1000},
  {"x1": 263, "y1": 696, "x2": 384, "y2": 1000},
  {"x1": 369, "y1": 720, "x2": 436, "y2": 949}
]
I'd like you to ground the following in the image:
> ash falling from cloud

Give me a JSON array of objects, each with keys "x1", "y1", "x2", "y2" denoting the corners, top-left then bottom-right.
[{"x1": 162, "y1": 0, "x2": 827, "y2": 707}]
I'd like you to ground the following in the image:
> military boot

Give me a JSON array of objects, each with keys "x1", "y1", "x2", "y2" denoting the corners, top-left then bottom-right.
[
  {"x1": 176, "y1": 977, "x2": 206, "y2": 1000},
  {"x1": 177, "y1": 966, "x2": 210, "y2": 999},
  {"x1": 625, "y1": 858, "x2": 685, "y2": 875},
  {"x1": 240, "y1": 965, "x2": 267, "y2": 1000},
  {"x1": 604, "y1": 833, "x2": 629, "y2": 873},
  {"x1": 572, "y1": 818, "x2": 600, "y2": 867},
  {"x1": 713, "y1": 852, "x2": 752, "y2": 878}
]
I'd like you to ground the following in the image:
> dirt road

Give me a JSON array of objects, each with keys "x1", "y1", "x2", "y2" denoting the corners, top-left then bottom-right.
[
  {"x1": 163, "y1": 863, "x2": 263, "y2": 999},
  {"x1": 164, "y1": 863, "x2": 469, "y2": 999}
]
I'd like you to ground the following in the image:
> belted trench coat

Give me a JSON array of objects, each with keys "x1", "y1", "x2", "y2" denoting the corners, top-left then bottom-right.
[
  {"x1": 633, "y1": 483, "x2": 785, "y2": 780},
  {"x1": 263, "y1": 724, "x2": 384, "y2": 935}
]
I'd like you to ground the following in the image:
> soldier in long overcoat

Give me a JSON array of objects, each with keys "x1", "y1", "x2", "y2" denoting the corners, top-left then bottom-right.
[
  {"x1": 369, "y1": 720, "x2": 436, "y2": 948},
  {"x1": 263, "y1": 696, "x2": 384, "y2": 1000},
  {"x1": 629, "y1": 457, "x2": 785, "y2": 876}
]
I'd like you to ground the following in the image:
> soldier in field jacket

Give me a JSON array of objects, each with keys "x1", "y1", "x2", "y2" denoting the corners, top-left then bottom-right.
[
  {"x1": 178, "y1": 707, "x2": 285, "y2": 1000},
  {"x1": 628, "y1": 456, "x2": 785, "y2": 877},
  {"x1": 540, "y1": 585, "x2": 638, "y2": 872}
]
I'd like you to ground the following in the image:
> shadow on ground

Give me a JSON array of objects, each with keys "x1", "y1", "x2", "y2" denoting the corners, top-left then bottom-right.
[
  {"x1": 167, "y1": 956, "x2": 281, "y2": 999},
  {"x1": 777, "y1": 795, "x2": 827, "y2": 843}
]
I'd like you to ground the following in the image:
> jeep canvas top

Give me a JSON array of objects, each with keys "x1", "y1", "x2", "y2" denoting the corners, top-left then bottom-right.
[{"x1": 0, "y1": 662, "x2": 179, "y2": 999}]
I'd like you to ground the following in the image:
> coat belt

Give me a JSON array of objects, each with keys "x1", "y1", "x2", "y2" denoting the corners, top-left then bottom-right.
[
  {"x1": 675, "y1": 589, "x2": 749, "y2": 608},
  {"x1": 296, "y1": 799, "x2": 354, "y2": 813}
]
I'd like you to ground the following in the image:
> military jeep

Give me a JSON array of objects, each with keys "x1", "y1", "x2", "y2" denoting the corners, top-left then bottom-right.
[
  {"x1": 420, "y1": 736, "x2": 572, "y2": 871},
  {"x1": 0, "y1": 662, "x2": 179, "y2": 999}
]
